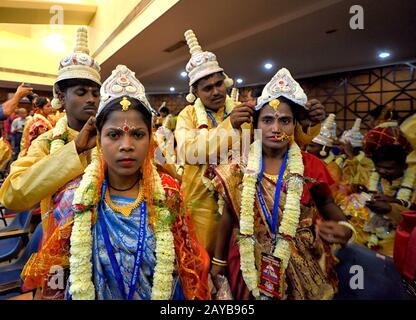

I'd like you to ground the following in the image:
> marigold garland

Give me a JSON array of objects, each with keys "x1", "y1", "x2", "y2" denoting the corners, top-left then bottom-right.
[{"x1": 239, "y1": 140, "x2": 304, "y2": 298}]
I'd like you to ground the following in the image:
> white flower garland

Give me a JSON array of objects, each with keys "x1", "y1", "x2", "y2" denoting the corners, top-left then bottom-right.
[
  {"x1": 396, "y1": 166, "x2": 416, "y2": 201},
  {"x1": 368, "y1": 167, "x2": 415, "y2": 202},
  {"x1": 376, "y1": 121, "x2": 398, "y2": 128},
  {"x1": 201, "y1": 165, "x2": 215, "y2": 193},
  {"x1": 217, "y1": 195, "x2": 225, "y2": 216},
  {"x1": 69, "y1": 149, "x2": 175, "y2": 300},
  {"x1": 239, "y1": 140, "x2": 304, "y2": 298},
  {"x1": 193, "y1": 95, "x2": 235, "y2": 129},
  {"x1": 150, "y1": 162, "x2": 176, "y2": 300},
  {"x1": 69, "y1": 147, "x2": 100, "y2": 300},
  {"x1": 239, "y1": 140, "x2": 262, "y2": 297},
  {"x1": 335, "y1": 154, "x2": 347, "y2": 168},
  {"x1": 50, "y1": 115, "x2": 68, "y2": 154},
  {"x1": 368, "y1": 171, "x2": 379, "y2": 193}
]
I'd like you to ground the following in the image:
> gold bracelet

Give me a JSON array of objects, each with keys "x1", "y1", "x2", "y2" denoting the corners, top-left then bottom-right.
[{"x1": 211, "y1": 260, "x2": 227, "y2": 267}]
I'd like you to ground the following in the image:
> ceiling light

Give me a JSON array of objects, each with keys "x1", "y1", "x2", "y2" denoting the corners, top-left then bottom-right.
[
  {"x1": 180, "y1": 71, "x2": 187, "y2": 78},
  {"x1": 264, "y1": 63, "x2": 273, "y2": 70},
  {"x1": 378, "y1": 52, "x2": 391, "y2": 59},
  {"x1": 236, "y1": 78, "x2": 243, "y2": 84},
  {"x1": 44, "y1": 33, "x2": 66, "y2": 52},
  {"x1": 169, "y1": 87, "x2": 175, "y2": 92}
]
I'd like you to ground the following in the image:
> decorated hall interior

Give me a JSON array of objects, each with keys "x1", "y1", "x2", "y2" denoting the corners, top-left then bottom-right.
[{"x1": 0, "y1": 0, "x2": 415, "y2": 301}]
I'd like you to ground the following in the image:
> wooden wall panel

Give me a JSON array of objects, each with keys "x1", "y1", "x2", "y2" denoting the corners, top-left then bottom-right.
[
  {"x1": 147, "y1": 94, "x2": 187, "y2": 115},
  {"x1": 240, "y1": 64, "x2": 416, "y2": 134}
]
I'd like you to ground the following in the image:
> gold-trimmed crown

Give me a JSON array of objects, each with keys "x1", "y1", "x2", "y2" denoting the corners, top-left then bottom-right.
[
  {"x1": 51, "y1": 27, "x2": 101, "y2": 109},
  {"x1": 184, "y1": 29, "x2": 224, "y2": 86},
  {"x1": 97, "y1": 65, "x2": 156, "y2": 116},
  {"x1": 255, "y1": 68, "x2": 308, "y2": 111},
  {"x1": 340, "y1": 118, "x2": 364, "y2": 147}
]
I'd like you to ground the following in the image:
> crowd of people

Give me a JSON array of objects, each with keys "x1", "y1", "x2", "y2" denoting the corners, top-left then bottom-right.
[{"x1": 0, "y1": 27, "x2": 414, "y2": 300}]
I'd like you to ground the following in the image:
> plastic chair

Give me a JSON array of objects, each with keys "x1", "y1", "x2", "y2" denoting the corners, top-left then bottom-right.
[
  {"x1": 0, "y1": 238, "x2": 23, "y2": 263},
  {"x1": 2, "y1": 292, "x2": 34, "y2": 300},
  {"x1": 333, "y1": 243, "x2": 415, "y2": 300},
  {"x1": 0, "y1": 210, "x2": 32, "y2": 233},
  {"x1": 0, "y1": 211, "x2": 33, "y2": 263},
  {"x1": 0, "y1": 223, "x2": 43, "y2": 294},
  {"x1": 0, "y1": 205, "x2": 7, "y2": 227}
]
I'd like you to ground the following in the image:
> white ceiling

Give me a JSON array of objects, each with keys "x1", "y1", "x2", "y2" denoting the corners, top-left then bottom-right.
[
  {"x1": 100, "y1": 0, "x2": 416, "y2": 94},
  {"x1": 2, "y1": 0, "x2": 415, "y2": 94}
]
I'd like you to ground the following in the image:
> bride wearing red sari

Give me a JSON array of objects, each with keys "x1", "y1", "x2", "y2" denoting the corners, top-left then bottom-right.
[{"x1": 211, "y1": 68, "x2": 353, "y2": 300}]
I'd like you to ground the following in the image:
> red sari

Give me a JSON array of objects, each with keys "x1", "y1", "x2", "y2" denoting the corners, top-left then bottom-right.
[
  {"x1": 213, "y1": 152, "x2": 338, "y2": 300},
  {"x1": 20, "y1": 114, "x2": 54, "y2": 157}
]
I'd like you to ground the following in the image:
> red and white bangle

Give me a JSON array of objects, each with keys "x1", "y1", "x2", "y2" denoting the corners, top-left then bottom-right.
[{"x1": 211, "y1": 257, "x2": 227, "y2": 267}]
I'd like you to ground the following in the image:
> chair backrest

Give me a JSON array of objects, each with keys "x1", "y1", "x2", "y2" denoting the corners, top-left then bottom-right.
[
  {"x1": 15, "y1": 223, "x2": 43, "y2": 267},
  {"x1": 15, "y1": 211, "x2": 32, "y2": 230},
  {"x1": 0, "y1": 237, "x2": 23, "y2": 262},
  {"x1": 0, "y1": 210, "x2": 33, "y2": 232}
]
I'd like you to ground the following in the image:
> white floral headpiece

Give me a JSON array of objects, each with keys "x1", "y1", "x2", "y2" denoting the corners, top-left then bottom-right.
[
  {"x1": 339, "y1": 118, "x2": 364, "y2": 148},
  {"x1": 97, "y1": 65, "x2": 157, "y2": 117},
  {"x1": 255, "y1": 68, "x2": 308, "y2": 111},
  {"x1": 51, "y1": 27, "x2": 101, "y2": 110},
  {"x1": 184, "y1": 29, "x2": 225, "y2": 86},
  {"x1": 184, "y1": 29, "x2": 233, "y2": 103},
  {"x1": 312, "y1": 113, "x2": 337, "y2": 147}
]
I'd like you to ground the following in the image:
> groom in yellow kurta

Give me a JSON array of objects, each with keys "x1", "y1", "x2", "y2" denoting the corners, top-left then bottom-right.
[
  {"x1": 176, "y1": 30, "x2": 325, "y2": 254},
  {"x1": 0, "y1": 28, "x2": 101, "y2": 233},
  {"x1": 338, "y1": 118, "x2": 374, "y2": 186}
]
